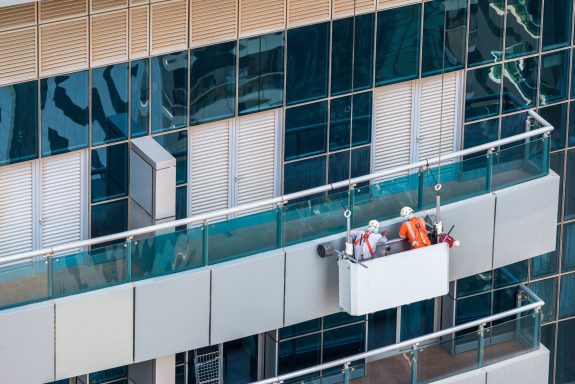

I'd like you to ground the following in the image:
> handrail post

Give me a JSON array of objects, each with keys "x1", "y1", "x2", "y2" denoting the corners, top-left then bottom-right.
[
  {"x1": 411, "y1": 343, "x2": 419, "y2": 384},
  {"x1": 486, "y1": 148, "x2": 494, "y2": 192},
  {"x1": 46, "y1": 251, "x2": 54, "y2": 298},
  {"x1": 349, "y1": 185, "x2": 356, "y2": 228},
  {"x1": 417, "y1": 167, "x2": 425, "y2": 210},
  {"x1": 343, "y1": 362, "x2": 351, "y2": 384},
  {"x1": 533, "y1": 307, "x2": 542, "y2": 349},
  {"x1": 126, "y1": 236, "x2": 133, "y2": 282},
  {"x1": 478, "y1": 323, "x2": 486, "y2": 367},
  {"x1": 276, "y1": 204, "x2": 283, "y2": 248},
  {"x1": 542, "y1": 132, "x2": 550, "y2": 174},
  {"x1": 202, "y1": 220, "x2": 209, "y2": 266}
]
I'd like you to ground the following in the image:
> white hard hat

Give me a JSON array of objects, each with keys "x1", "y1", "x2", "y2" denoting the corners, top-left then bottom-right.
[
  {"x1": 400, "y1": 206, "x2": 414, "y2": 218},
  {"x1": 367, "y1": 220, "x2": 379, "y2": 233}
]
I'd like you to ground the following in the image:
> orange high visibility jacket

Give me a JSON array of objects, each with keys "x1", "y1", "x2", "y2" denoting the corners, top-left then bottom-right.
[{"x1": 399, "y1": 217, "x2": 431, "y2": 249}]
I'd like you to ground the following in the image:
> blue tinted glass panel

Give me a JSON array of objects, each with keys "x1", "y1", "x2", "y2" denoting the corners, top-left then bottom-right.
[
  {"x1": 41, "y1": 71, "x2": 89, "y2": 156},
  {"x1": 560, "y1": 273, "x2": 575, "y2": 318},
  {"x1": 284, "y1": 156, "x2": 326, "y2": 194},
  {"x1": 284, "y1": 101, "x2": 327, "y2": 160},
  {"x1": 376, "y1": 5, "x2": 421, "y2": 86},
  {"x1": 500, "y1": 112, "x2": 528, "y2": 140},
  {"x1": 278, "y1": 334, "x2": 321, "y2": 375},
  {"x1": 456, "y1": 272, "x2": 492, "y2": 297},
  {"x1": 329, "y1": 92, "x2": 372, "y2": 151},
  {"x1": 569, "y1": 103, "x2": 575, "y2": 147},
  {"x1": 565, "y1": 149, "x2": 575, "y2": 219},
  {"x1": 504, "y1": 0, "x2": 541, "y2": 58},
  {"x1": 151, "y1": 51, "x2": 188, "y2": 132},
  {"x1": 176, "y1": 185, "x2": 187, "y2": 220},
  {"x1": 0, "y1": 81, "x2": 38, "y2": 166},
  {"x1": 463, "y1": 118, "x2": 498, "y2": 148},
  {"x1": 531, "y1": 228, "x2": 560, "y2": 278},
  {"x1": 131, "y1": 59, "x2": 149, "y2": 138},
  {"x1": 91, "y1": 199, "x2": 128, "y2": 238},
  {"x1": 92, "y1": 63, "x2": 129, "y2": 145},
  {"x1": 502, "y1": 57, "x2": 538, "y2": 113},
  {"x1": 493, "y1": 260, "x2": 527, "y2": 288},
  {"x1": 540, "y1": 50, "x2": 570, "y2": 105},
  {"x1": 465, "y1": 65, "x2": 501, "y2": 121},
  {"x1": 541, "y1": 323, "x2": 556, "y2": 383},
  {"x1": 563, "y1": 222, "x2": 575, "y2": 272},
  {"x1": 322, "y1": 323, "x2": 365, "y2": 363},
  {"x1": 286, "y1": 22, "x2": 329, "y2": 105},
  {"x1": 222, "y1": 336, "x2": 258, "y2": 383},
  {"x1": 238, "y1": 32, "x2": 283, "y2": 115},
  {"x1": 368, "y1": 308, "x2": 397, "y2": 350},
  {"x1": 90, "y1": 366, "x2": 128, "y2": 384},
  {"x1": 551, "y1": 152, "x2": 564, "y2": 220},
  {"x1": 328, "y1": 147, "x2": 371, "y2": 184},
  {"x1": 492, "y1": 287, "x2": 518, "y2": 319},
  {"x1": 456, "y1": 293, "x2": 491, "y2": 326},
  {"x1": 279, "y1": 319, "x2": 321, "y2": 339},
  {"x1": 154, "y1": 130, "x2": 187, "y2": 184},
  {"x1": 467, "y1": 0, "x2": 504, "y2": 67},
  {"x1": 323, "y1": 312, "x2": 363, "y2": 329},
  {"x1": 539, "y1": 102, "x2": 567, "y2": 150},
  {"x1": 400, "y1": 299, "x2": 435, "y2": 340},
  {"x1": 91, "y1": 143, "x2": 128, "y2": 203},
  {"x1": 542, "y1": 0, "x2": 572, "y2": 50},
  {"x1": 422, "y1": 0, "x2": 467, "y2": 76},
  {"x1": 352, "y1": 91, "x2": 372, "y2": 146},
  {"x1": 557, "y1": 319, "x2": 575, "y2": 383},
  {"x1": 530, "y1": 277, "x2": 557, "y2": 321}
]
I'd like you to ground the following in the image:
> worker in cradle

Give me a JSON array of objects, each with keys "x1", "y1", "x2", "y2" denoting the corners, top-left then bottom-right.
[
  {"x1": 399, "y1": 206, "x2": 431, "y2": 249},
  {"x1": 351, "y1": 220, "x2": 390, "y2": 261}
]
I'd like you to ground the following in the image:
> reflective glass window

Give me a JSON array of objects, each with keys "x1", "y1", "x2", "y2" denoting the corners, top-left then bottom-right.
[
  {"x1": 0, "y1": 81, "x2": 38, "y2": 166},
  {"x1": 176, "y1": 185, "x2": 187, "y2": 220},
  {"x1": 560, "y1": 272, "x2": 575, "y2": 318},
  {"x1": 492, "y1": 287, "x2": 519, "y2": 319},
  {"x1": 455, "y1": 293, "x2": 491, "y2": 328},
  {"x1": 463, "y1": 118, "x2": 498, "y2": 148},
  {"x1": 493, "y1": 260, "x2": 527, "y2": 288},
  {"x1": 278, "y1": 334, "x2": 321, "y2": 374},
  {"x1": 563, "y1": 222, "x2": 575, "y2": 272},
  {"x1": 331, "y1": 13, "x2": 375, "y2": 95},
  {"x1": 280, "y1": 319, "x2": 321, "y2": 339},
  {"x1": 284, "y1": 156, "x2": 326, "y2": 194},
  {"x1": 565, "y1": 149, "x2": 575, "y2": 219},
  {"x1": 376, "y1": 5, "x2": 421, "y2": 86},
  {"x1": 323, "y1": 311, "x2": 363, "y2": 329},
  {"x1": 422, "y1": 0, "x2": 467, "y2": 76},
  {"x1": 530, "y1": 277, "x2": 558, "y2": 321},
  {"x1": 329, "y1": 92, "x2": 372, "y2": 151},
  {"x1": 539, "y1": 102, "x2": 568, "y2": 150},
  {"x1": 456, "y1": 272, "x2": 492, "y2": 297},
  {"x1": 91, "y1": 199, "x2": 128, "y2": 238},
  {"x1": 541, "y1": 324, "x2": 556, "y2": 383},
  {"x1": 551, "y1": 152, "x2": 564, "y2": 220},
  {"x1": 464, "y1": 65, "x2": 501, "y2": 121},
  {"x1": 286, "y1": 22, "x2": 329, "y2": 105},
  {"x1": 569, "y1": 102, "x2": 575, "y2": 147},
  {"x1": 131, "y1": 59, "x2": 149, "y2": 138},
  {"x1": 542, "y1": 0, "x2": 573, "y2": 50},
  {"x1": 368, "y1": 308, "x2": 397, "y2": 350},
  {"x1": 151, "y1": 51, "x2": 188, "y2": 133},
  {"x1": 328, "y1": 147, "x2": 371, "y2": 184},
  {"x1": 502, "y1": 57, "x2": 538, "y2": 113},
  {"x1": 154, "y1": 130, "x2": 188, "y2": 184},
  {"x1": 322, "y1": 323, "x2": 365, "y2": 363},
  {"x1": 467, "y1": 0, "x2": 504, "y2": 67},
  {"x1": 284, "y1": 101, "x2": 327, "y2": 160},
  {"x1": 557, "y1": 319, "x2": 575, "y2": 383},
  {"x1": 540, "y1": 50, "x2": 570, "y2": 105},
  {"x1": 91, "y1": 143, "x2": 128, "y2": 203},
  {"x1": 504, "y1": 0, "x2": 541, "y2": 58},
  {"x1": 92, "y1": 63, "x2": 129, "y2": 145},
  {"x1": 222, "y1": 336, "x2": 258, "y2": 383},
  {"x1": 500, "y1": 112, "x2": 528, "y2": 140},
  {"x1": 41, "y1": 71, "x2": 89, "y2": 156},
  {"x1": 531, "y1": 227, "x2": 560, "y2": 278},
  {"x1": 238, "y1": 32, "x2": 284, "y2": 115},
  {"x1": 400, "y1": 299, "x2": 435, "y2": 340},
  {"x1": 89, "y1": 366, "x2": 128, "y2": 384}
]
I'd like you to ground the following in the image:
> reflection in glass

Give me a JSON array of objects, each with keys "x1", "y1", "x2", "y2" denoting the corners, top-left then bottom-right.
[
  {"x1": 91, "y1": 199, "x2": 128, "y2": 238},
  {"x1": 92, "y1": 63, "x2": 128, "y2": 145},
  {"x1": 368, "y1": 308, "x2": 397, "y2": 350},
  {"x1": 280, "y1": 319, "x2": 321, "y2": 339},
  {"x1": 278, "y1": 334, "x2": 321, "y2": 375},
  {"x1": 284, "y1": 156, "x2": 326, "y2": 194},
  {"x1": 151, "y1": 51, "x2": 188, "y2": 132},
  {"x1": 504, "y1": 0, "x2": 541, "y2": 58},
  {"x1": 539, "y1": 50, "x2": 570, "y2": 105},
  {"x1": 284, "y1": 101, "x2": 327, "y2": 161},
  {"x1": 463, "y1": 118, "x2": 498, "y2": 148},
  {"x1": 467, "y1": 0, "x2": 504, "y2": 66},
  {"x1": 465, "y1": 65, "x2": 501, "y2": 121},
  {"x1": 328, "y1": 147, "x2": 371, "y2": 185},
  {"x1": 223, "y1": 336, "x2": 259, "y2": 383},
  {"x1": 322, "y1": 323, "x2": 365, "y2": 362},
  {"x1": 539, "y1": 102, "x2": 567, "y2": 150},
  {"x1": 493, "y1": 260, "x2": 527, "y2": 288},
  {"x1": 0, "y1": 81, "x2": 38, "y2": 165},
  {"x1": 41, "y1": 71, "x2": 89, "y2": 156},
  {"x1": 131, "y1": 59, "x2": 149, "y2": 138},
  {"x1": 457, "y1": 272, "x2": 492, "y2": 297},
  {"x1": 557, "y1": 318, "x2": 575, "y2": 383},
  {"x1": 530, "y1": 277, "x2": 557, "y2": 321},
  {"x1": 154, "y1": 130, "x2": 188, "y2": 184},
  {"x1": 560, "y1": 273, "x2": 575, "y2": 318},
  {"x1": 542, "y1": 0, "x2": 572, "y2": 50},
  {"x1": 400, "y1": 299, "x2": 435, "y2": 340},
  {"x1": 541, "y1": 324, "x2": 556, "y2": 383},
  {"x1": 329, "y1": 92, "x2": 372, "y2": 151},
  {"x1": 562, "y1": 221, "x2": 575, "y2": 272},
  {"x1": 551, "y1": 152, "x2": 564, "y2": 220},
  {"x1": 91, "y1": 143, "x2": 128, "y2": 203},
  {"x1": 565, "y1": 150, "x2": 575, "y2": 219},
  {"x1": 502, "y1": 57, "x2": 538, "y2": 113},
  {"x1": 239, "y1": 32, "x2": 284, "y2": 115}
]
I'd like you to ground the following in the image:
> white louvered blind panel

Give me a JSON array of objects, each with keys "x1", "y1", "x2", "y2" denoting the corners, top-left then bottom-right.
[
  {"x1": 417, "y1": 72, "x2": 457, "y2": 161},
  {"x1": 0, "y1": 27, "x2": 37, "y2": 86},
  {"x1": 239, "y1": 0, "x2": 284, "y2": 38},
  {"x1": 0, "y1": 3, "x2": 37, "y2": 32},
  {"x1": 41, "y1": 152, "x2": 83, "y2": 248},
  {"x1": 378, "y1": 0, "x2": 420, "y2": 10},
  {"x1": 190, "y1": 120, "x2": 230, "y2": 216},
  {"x1": 374, "y1": 82, "x2": 413, "y2": 174},
  {"x1": 150, "y1": 0, "x2": 188, "y2": 55},
  {"x1": 40, "y1": 18, "x2": 89, "y2": 77},
  {"x1": 288, "y1": 0, "x2": 330, "y2": 27},
  {"x1": 0, "y1": 162, "x2": 33, "y2": 259},
  {"x1": 191, "y1": 0, "x2": 236, "y2": 47},
  {"x1": 91, "y1": 10, "x2": 128, "y2": 66},
  {"x1": 39, "y1": 0, "x2": 88, "y2": 23},
  {"x1": 236, "y1": 111, "x2": 276, "y2": 214},
  {"x1": 333, "y1": 0, "x2": 375, "y2": 18},
  {"x1": 91, "y1": 0, "x2": 128, "y2": 13},
  {"x1": 130, "y1": 5, "x2": 149, "y2": 58}
]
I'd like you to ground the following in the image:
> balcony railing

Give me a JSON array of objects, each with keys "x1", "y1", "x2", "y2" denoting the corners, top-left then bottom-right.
[
  {"x1": 253, "y1": 284, "x2": 544, "y2": 384},
  {"x1": 0, "y1": 111, "x2": 553, "y2": 310}
]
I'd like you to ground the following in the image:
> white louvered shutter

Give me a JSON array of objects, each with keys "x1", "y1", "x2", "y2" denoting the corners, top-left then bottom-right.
[
  {"x1": 40, "y1": 152, "x2": 84, "y2": 249},
  {"x1": 0, "y1": 162, "x2": 34, "y2": 259},
  {"x1": 374, "y1": 82, "x2": 414, "y2": 175},
  {"x1": 190, "y1": 120, "x2": 230, "y2": 216},
  {"x1": 417, "y1": 72, "x2": 458, "y2": 161},
  {"x1": 236, "y1": 111, "x2": 277, "y2": 214}
]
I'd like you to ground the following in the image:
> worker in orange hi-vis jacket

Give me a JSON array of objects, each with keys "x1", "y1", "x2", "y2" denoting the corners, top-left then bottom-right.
[{"x1": 398, "y1": 206, "x2": 432, "y2": 249}]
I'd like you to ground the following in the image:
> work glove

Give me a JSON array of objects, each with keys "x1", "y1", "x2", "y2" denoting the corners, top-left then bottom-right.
[{"x1": 412, "y1": 241, "x2": 419, "y2": 247}]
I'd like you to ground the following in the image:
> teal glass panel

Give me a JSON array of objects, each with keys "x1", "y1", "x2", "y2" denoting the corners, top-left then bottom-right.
[
  {"x1": 91, "y1": 199, "x2": 128, "y2": 238},
  {"x1": 131, "y1": 226, "x2": 203, "y2": 280},
  {"x1": 565, "y1": 149, "x2": 575, "y2": 219},
  {"x1": 550, "y1": 152, "x2": 564, "y2": 220},
  {"x1": 464, "y1": 118, "x2": 499, "y2": 148},
  {"x1": 151, "y1": 51, "x2": 188, "y2": 132},
  {"x1": 529, "y1": 277, "x2": 557, "y2": 322},
  {"x1": 286, "y1": 22, "x2": 329, "y2": 105},
  {"x1": 324, "y1": 312, "x2": 364, "y2": 329},
  {"x1": 557, "y1": 318, "x2": 575, "y2": 383},
  {"x1": 541, "y1": 323, "x2": 556, "y2": 383},
  {"x1": 41, "y1": 71, "x2": 89, "y2": 156},
  {"x1": 322, "y1": 323, "x2": 365, "y2": 362},
  {"x1": 91, "y1": 143, "x2": 128, "y2": 203},
  {"x1": 492, "y1": 287, "x2": 518, "y2": 321},
  {"x1": 368, "y1": 308, "x2": 397, "y2": 350},
  {"x1": 542, "y1": 0, "x2": 572, "y2": 50},
  {"x1": 539, "y1": 102, "x2": 567, "y2": 150},
  {"x1": 284, "y1": 101, "x2": 327, "y2": 161},
  {"x1": 400, "y1": 299, "x2": 435, "y2": 341},
  {"x1": 456, "y1": 292, "x2": 491, "y2": 328},
  {"x1": 176, "y1": 185, "x2": 187, "y2": 220},
  {"x1": 278, "y1": 334, "x2": 321, "y2": 375},
  {"x1": 0, "y1": 81, "x2": 38, "y2": 166},
  {"x1": 531, "y1": 229, "x2": 560, "y2": 278},
  {"x1": 283, "y1": 156, "x2": 326, "y2": 194},
  {"x1": 52, "y1": 243, "x2": 128, "y2": 297},
  {"x1": 280, "y1": 319, "x2": 321, "y2": 339},
  {"x1": 154, "y1": 130, "x2": 187, "y2": 184},
  {"x1": 130, "y1": 59, "x2": 149, "y2": 138},
  {"x1": 89, "y1": 366, "x2": 128, "y2": 384},
  {"x1": 569, "y1": 103, "x2": 575, "y2": 147},
  {"x1": 465, "y1": 65, "x2": 502, "y2": 121},
  {"x1": 563, "y1": 222, "x2": 575, "y2": 272},
  {"x1": 467, "y1": 0, "x2": 504, "y2": 67},
  {"x1": 238, "y1": 32, "x2": 284, "y2": 115},
  {"x1": 491, "y1": 137, "x2": 547, "y2": 190},
  {"x1": 0, "y1": 257, "x2": 48, "y2": 309},
  {"x1": 422, "y1": 0, "x2": 467, "y2": 76},
  {"x1": 207, "y1": 209, "x2": 278, "y2": 264},
  {"x1": 500, "y1": 112, "x2": 528, "y2": 140},
  {"x1": 328, "y1": 147, "x2": 371, "y2": 187},
  {"x1": 504, "y1": 0, "x2": 541, "y2": 58},
  {"x1": 540, "y1": 50, "x2": 570, "y2": 105},
  {"x1": 375, "y1": 4, "x2": 421, "y2": 86},
  {"x1": 483, "y1": 314, "x2": 537, "y2": 365},
  {"x1": 457, "y1": 272, "x2": 492, "y2": 298},
  {"x1": 91, "y1": 63, "x2": 129, "y2": 145},
  {"x1": 222, "y1": 336, "x2": 259, "y2": 383},
  {"x1": 329, "y1": 92, "x2": 372, "y2": 151},
  {"x1": 493, "y1": 260, "x2": 527, "y2": 288},
  {"x1": 502, "y1": 57, "x2": 538, "y2": 113},
  {"x1": 560, "y1": 272, "x2": 575, "y2": 318}
]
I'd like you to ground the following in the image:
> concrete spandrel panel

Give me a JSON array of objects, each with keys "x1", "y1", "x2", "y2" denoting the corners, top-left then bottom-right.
[
  {"x1": 484, "y1": 346, "x2": 549, "y2": 384},
  {"x1": 431, "y1": 369, "x2": 486, "y2": 384},
  {"x1": 134, "y1": 268, "x2": 210, "y2": 362},
  {"x1": 210, "y1": 249, "x2": 285, "y2": 345},
  {"x1": 55, "y1": 285, "x2": 134, "y2": 380},
  {"x1": 0, "y1": 301, "x2": 54, "y2": 384},
  {"x1": 493, "y1": 173, "x2": 559, "y2": 269}
]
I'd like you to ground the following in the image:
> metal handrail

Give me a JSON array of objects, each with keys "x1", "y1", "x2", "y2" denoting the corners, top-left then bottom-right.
[
  {"x1": 0, "y1": 110, "x2": 552, "y2": 265},
  {"x1": 252, "y1": 284, "x2": 544, "y2": 384}
]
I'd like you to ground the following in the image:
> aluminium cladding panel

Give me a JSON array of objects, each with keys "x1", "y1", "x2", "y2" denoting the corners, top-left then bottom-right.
[
  {"x1": 134, "y1": 268, "x2": 211, "y2": 362},
  {"x1": 484, "y1": 346, "x2": 549, "y2": 384},
  {"x1": 493, "y1": 172, "x2": 560, "y2": 269},
  {"x1": 210, "y1": 249, "x2": 285, "y2": 345},
  {"x1": 54, "y1": 285, "x2": 134, "y2": 380},
  {"x1": 284, "y1": 234, "x2": 342, "y2": 326},
  {"x1": 430, "y1": 369, "x2": 486, "y2": 384},
  {"x1": 0, "y1": 301, "x2": 55, "y2": 384}
]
